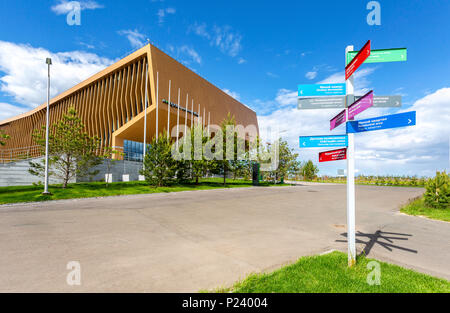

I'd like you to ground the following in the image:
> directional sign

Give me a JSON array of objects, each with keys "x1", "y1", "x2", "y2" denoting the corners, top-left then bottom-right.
[
  {"x1": 319, "y1": 148, "x2": 347, "y2": 163},
  {"x1": 345, "y1": 40, "x2": 371, "y2": 80},
  {"x1": 347, "y1": 48, "x2": 407, "y2": 65},
  {"x1": 330, "y1": 109, "x2": 347, "y2": 131},
  {"x1": 346, "y1": 111, "x2": 416, "y2": 134},
  {"x1": 298, "y1": 83, "x2": 346, "y2": 97},
  {"x1": 355, "y1": 95, "x2": 402, "y2": 108},
  {"x1": 300, "y1": 135, "x2": 348, "y2": 148},
  {"x1": 348, "y1": 90, "x2": 373, "y2": 120},
  {"x1": 298, "y1": 96, "x2": 346, "y2": 109}
]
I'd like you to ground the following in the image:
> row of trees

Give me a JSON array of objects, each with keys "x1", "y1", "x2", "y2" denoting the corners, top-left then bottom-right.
[
  {"x1": 313, "y1": 175, "x2": 431, "y2": 187},
  {"x1": 141, "y1": 113, "x2": 320, "y2": 187},
  {"x1": 26, "y1": 107, "x2": 318, "y2": 188},
  {"x1": 142, "y1": 114, "x2": 260, "y2": 186}
]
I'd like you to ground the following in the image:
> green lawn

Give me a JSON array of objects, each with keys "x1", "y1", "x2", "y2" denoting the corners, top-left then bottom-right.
[
  {"x1": 401, "y1": 197, "x2": 450, "y2": 222},
  {"x1": 0, "y1": 178, "x2": 285, "y2": 205},
  {"x1": 215, "y1": 251, "x2": 450, "y2": 293}
]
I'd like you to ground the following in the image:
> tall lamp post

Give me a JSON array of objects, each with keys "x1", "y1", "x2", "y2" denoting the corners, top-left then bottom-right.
[{"x1": 43, "y1": 58, "x2": 52, "y2": 195}]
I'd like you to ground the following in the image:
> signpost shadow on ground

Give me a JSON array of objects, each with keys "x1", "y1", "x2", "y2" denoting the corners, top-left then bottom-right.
[{"x1": 336, "y1": 230, "x2": 418, "y2": 257}]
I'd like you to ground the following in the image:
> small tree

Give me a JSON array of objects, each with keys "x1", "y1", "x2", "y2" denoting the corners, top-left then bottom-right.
[
  {"x1": 273, "y1": 139, "x2": 299, "y2": 182},
  {"x1": 0, "y1": 130, "x2": 9, "y2": 146},
  {"x1": 301, "y1": 160, "x2": 319, "y2": 181},
  {"x1": 190, "y1": 124, "x2": 209, "y2": 184},
  {"x1": 140, "y1": 131, "x2": 177, "y2": 187},
  {"x1": 29, "y1": 108, "x2": 101, "y2": 188},
  {"x1": 208, "y1": 113, "x2": 236, "y2": 186},
  {"x1": 424, "y1": 171, "x2": 449, "y2": 209}
]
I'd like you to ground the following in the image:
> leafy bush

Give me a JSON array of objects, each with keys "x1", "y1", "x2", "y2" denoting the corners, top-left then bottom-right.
[
  {"x1": 140, "y1": 131, "x2": 178, "y2": 187},
  {"x1": 424, "y1": 171, "x2": 449, "y2": 209},
  {"x1": 301, "y1": 160, "x2": 319, "y2": 181}
]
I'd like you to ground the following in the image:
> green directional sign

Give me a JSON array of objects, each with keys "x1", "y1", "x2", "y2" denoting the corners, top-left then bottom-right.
[{"x1": 346, "y1": 48, "x2": 407, "y2": 65}]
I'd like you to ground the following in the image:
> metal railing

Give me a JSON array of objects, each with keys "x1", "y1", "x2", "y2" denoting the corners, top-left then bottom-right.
[
  {"x1": 0, "y1": 145, "x2": 42, "y2": 164},
  {"x1": 0, "y1": 145, "x2": 147, "y2": 164}
]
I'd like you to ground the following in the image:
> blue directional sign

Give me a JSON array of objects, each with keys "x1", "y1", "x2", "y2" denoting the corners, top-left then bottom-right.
[
  {"x1": 346, "y1": 111, "x2": 416, "y2": 134},
  {"x1": 300, "y1": 135, "x2": 348, "y2": 148},
  {"x1": 298, "y1": 83, "x2": 346, "y2": 97}
]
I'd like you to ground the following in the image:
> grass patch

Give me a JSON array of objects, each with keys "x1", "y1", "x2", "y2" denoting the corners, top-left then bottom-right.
[
  {"x1": 401, "y1": 197, "x2": 450, "y2": 222},
  {"x1": 215, "y1": 251, "x2": 450, "y2": 293},
  {"x1": 0, "y1": 177, "x2": 287, "y2": 205}
]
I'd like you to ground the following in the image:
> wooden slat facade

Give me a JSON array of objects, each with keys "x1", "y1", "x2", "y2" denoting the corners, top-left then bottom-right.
[{"x1": 0, "y1": 44, "x2": 259, "y2": 161}]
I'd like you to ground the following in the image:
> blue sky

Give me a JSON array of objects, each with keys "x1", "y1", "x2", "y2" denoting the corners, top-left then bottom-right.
[{"x1": 0, "y1": 0, "x2": 449, "y2": 176}]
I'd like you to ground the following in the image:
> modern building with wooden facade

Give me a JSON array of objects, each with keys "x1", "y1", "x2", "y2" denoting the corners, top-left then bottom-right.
[{"x1": 0, "y1": 43, "x2": 258, "y2": 162}]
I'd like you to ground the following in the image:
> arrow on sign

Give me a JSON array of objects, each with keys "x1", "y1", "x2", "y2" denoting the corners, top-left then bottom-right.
[{"x1": 346, "y1": 111, "x2": 416, "y2": 133}]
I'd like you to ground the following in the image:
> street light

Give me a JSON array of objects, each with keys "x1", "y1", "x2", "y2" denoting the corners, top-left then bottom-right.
[{"x1": 43, "y1": 57, "x2": 52, "y2": 195}]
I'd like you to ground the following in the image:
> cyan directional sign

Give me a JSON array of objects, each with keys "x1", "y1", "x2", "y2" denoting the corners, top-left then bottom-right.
[
  {"x1": 346, "y1": 111, "x2": 416, "y2": 134},
  {"x1": 298, "y1": 83, "x2": 346, "y2": 97},
  {"x1": 300, "y1": 135, "x2": 348, "y2": 148}
]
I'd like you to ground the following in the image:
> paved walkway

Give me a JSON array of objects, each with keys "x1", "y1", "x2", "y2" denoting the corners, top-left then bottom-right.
[{"x1": 0, "y1": 185, "x2": 447, "y2": 292}]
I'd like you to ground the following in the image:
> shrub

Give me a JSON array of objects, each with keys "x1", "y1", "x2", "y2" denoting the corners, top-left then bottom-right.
[
  {"x1": 140, "y1": 131, "x2": 178, "y2": 187},
  {"x1": 424, "y1": 171, "x2": 449, "y2": 209}
]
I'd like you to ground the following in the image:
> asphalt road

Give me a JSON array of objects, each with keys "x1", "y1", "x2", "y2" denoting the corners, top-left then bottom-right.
[{"x1": 0, "y1": 184, "x2": 448, "y2": 292}]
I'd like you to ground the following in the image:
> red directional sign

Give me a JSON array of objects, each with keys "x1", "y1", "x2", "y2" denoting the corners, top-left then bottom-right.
[
  {"x1": 345, "y1": 40, "x2": 371, "y2": 80},
  {"x1": 319, "y1": 148, "x2": 347, "y2": 163}
]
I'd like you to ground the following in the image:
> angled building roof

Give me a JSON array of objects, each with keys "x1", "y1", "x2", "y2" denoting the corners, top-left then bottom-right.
[{"x1": 0, "y1": 43, "x2": 258, "y2": 158}]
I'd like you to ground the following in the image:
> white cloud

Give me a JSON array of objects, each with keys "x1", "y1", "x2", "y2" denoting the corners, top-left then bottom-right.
[
  {"x1": 117, "y1": 29, "x2": 146, "y2": 49},
  {"x1": 266, "y1": 72, "x2": 279, "y2": 79},
  {"x1": 0, "y1": 103, "x2": 29, "y2": 121},
  {"x1": 257, "y1": 87, "x2": 450, "y2": 177},
  {"x1": 189, "y1": 23, "x2": 242, "y2": 58},
  {"x1": 305, "y1": 71, "x2": 317, "y2": 80},
  {"x1": 238, "y1": 58, "x2": 247, "y2": 64},
  {"x1": 79, "y1": 41, "x2": 95, "y2": 49},
  {"x1": 222, "y1": 89, "x2": 240, "y2": 101},
  {"x1": 157, "y1": 7, "x2": 176, "y2": 24},
  {"x1": 51, "y1": 0, "x2": 103, "y2": 15},
  {"x1": 188, "y1": 23, "x2": 210, "y2": 39},
  {"x1": 0, "y1": 41, "x2": 113, "y2": 114},
  {"x1": 212, "y1": 25, "x2": 242, "y2": 57},
  {"x1": 275, "y1": 89, "x2": 296, "y2": 106},
  {"x1": 178, "y1": 46, "x2": 202, "y2": 65}
]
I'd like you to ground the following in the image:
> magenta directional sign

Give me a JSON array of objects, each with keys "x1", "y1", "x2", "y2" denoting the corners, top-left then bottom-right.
[
  {"x1": 330, "y1": 109, "x2": 346, "y2": 131},
  {"x1": 348, "y1": 90, "x2": 374, "y2": 120}
]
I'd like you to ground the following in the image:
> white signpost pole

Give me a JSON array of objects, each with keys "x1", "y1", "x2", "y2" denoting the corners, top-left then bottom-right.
[{"x1": 345, "y1": 45, "x2": 356, "y2": 266}]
